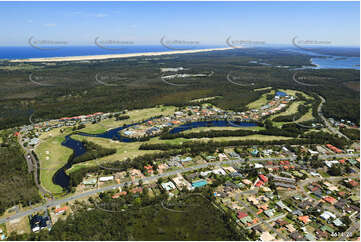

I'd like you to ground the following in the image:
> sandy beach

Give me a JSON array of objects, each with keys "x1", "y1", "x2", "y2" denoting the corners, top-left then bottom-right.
[{"x1": 10, "y1": 47, "x2": 231, "y2": 63}]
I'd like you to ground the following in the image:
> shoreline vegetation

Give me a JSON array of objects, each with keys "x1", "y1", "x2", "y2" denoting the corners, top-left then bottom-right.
[{"x1": 9, "y1": 47, "x2": 231, "y2": 63}]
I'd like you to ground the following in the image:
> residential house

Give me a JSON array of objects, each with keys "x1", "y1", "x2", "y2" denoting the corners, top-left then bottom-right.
[
  {"x1": 260, "y1": 231, "x2": 275, "y2": 241},
  {"x1": 29, "y1": 215, "x2": 50, "y2": 233},
  {"x1": 320, "y1": 211, "x2": 336, "y2": 220},
  {"x1": 276, "y1": 200, "x2": 292, "y2": 212},
  {"x1": 323, "y1": 196, "x2": 337, "y2": 205},
  {"x1": 212, "y1": 168, "x2": 227, "y2": 176},
  {"x1": 99, "y1": 176, "x2": 114, "y2": 182},
  {"x1": 298, "y1": 215, "x2": 310, "y2": 224},
  {"x1": 333, "y1": 218, "x2": 344, "y2": 227},
  {"x1": 264, "y1": 209, "x2": 275, "y2": 217},
  {"x1": 54, "y1": 206, "x2": 68, "y2": 215},
  {"x1": 161, "y1": 181, "x2": 176, "y2": 191}
]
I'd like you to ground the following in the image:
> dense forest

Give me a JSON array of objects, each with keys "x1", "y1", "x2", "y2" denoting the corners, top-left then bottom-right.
[
  {"x1": 339, "y1": 127, "x2": 360, "y2": 141},
  {"x1": 0, "y1": 130, "x2": 41, "y2": 215},
  {"x1": 0, "y1": 48, "x2": 359, "y2": 131}
]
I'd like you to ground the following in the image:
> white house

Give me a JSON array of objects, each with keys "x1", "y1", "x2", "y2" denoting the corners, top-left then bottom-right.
[
  {"x1": 99, "y1": 176, "x2": 114, "y2": 182},
  {"x1": 212, "y1": 168, "x2": 227, "y2": 176},
  {"x1": 161, "y1": 181, "x2": 176, "y2": 191},
  {"x1": 320, "y1": 211, "x2": 336, "y2": 220}
]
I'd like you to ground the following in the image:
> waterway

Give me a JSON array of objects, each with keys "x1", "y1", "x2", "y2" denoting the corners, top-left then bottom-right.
[{"x1": 53, "y1": 120, "x2": 258, "y2": 190}]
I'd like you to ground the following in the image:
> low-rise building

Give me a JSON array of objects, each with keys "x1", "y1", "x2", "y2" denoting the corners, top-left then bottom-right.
[
  {"x1": 99, "y1": 176, "x2": 114, "y2": 182},
  {"x1": 161, "y1": 181, "x2": 176, "y2": 191}
]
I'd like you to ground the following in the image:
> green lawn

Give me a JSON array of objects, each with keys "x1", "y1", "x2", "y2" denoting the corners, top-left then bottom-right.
[
  {"x1": 35, "y1": 127, "x2": 75, "y2": 194},
  {"x1": 67, "y1": 135, "x2": 159, "y2": 173},
  {"x1": 247, "y1": 90, "x2": 275, "y2": 109},
  {"x1": 36, "y1": 135, "x2": 73, "y2": 194}
]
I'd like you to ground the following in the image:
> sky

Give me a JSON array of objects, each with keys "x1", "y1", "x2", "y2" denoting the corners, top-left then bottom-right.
[{"x1": 0, "y1": 1, "x2": 359, "y2": 46}]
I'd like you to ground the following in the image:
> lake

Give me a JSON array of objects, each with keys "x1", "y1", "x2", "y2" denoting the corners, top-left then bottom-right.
[{"x1": 54, "y1": 120, "x2": 258, "y2": 190}]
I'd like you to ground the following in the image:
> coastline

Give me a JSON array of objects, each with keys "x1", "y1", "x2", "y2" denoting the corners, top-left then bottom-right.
[{"x1": 9, "y1": 47, "x2": 231, "y2": 63}]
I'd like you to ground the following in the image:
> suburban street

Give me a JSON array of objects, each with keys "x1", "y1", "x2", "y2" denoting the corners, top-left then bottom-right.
[
  {"x1": 235, "y1": 194, "x2": 287, "y2": 240},
  {"x1": 1, "y1": 152, "x2": 358, "y2": 225}
]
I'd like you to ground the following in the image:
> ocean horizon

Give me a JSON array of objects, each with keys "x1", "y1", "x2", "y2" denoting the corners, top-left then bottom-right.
[
  {"x1": 0, "y1": 45, "x2": 225, "y2": 60},
  {"x1": 0, "y1": 44, "x2": 359, "y2": 60}
]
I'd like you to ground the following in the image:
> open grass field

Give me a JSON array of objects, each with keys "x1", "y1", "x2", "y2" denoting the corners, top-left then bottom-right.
[
  {"x1": 67, "y1": 135, "x2": 158, "y2": 173},
  {"x1": 78, "y1": 106, "x2": 177, "y2": 134},
  {"x1": 36, "y1": 128, "x2": 74, "y2": 194},
  {"x1": 247, "y1": 90, "x2": 275, "y2": 109},
  {"x1": 6, "y1": 216, "x2": 30, "y2": 235}
]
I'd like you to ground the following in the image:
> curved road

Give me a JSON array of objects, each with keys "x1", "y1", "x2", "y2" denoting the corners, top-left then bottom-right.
[
  {"x1": 18, "y1": 134, "x2": 52, "y2": 198},
  {"x1": 317, "y1": 95, "x2": 350, "y2": 140}
]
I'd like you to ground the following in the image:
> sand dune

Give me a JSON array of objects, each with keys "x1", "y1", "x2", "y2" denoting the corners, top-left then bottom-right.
[{"x1": 10, "y1": 47, "x2": 231, "y2": 63}]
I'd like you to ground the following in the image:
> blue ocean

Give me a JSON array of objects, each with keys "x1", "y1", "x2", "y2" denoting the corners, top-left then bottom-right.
[
  {"x1": 0, "y1": 45, "x2": 223, "y2": 60},
  {"x1": 311, "y1": 56, "x2": 360, "y2": 70},
  {"x1": 0, "y1": 45, "x2": 359, "y2": 70}
]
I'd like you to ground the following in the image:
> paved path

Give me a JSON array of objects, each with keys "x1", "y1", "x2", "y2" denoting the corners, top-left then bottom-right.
[
  {"x1": 235, "y1": 194, "x2": 287, "y2": 240},
  {"x1": 0, "y1": 153, "x2": 359, "y2": 225},
  {"x1": 248, "y1": 213, "x2": 287, "y2": 229},
  {"x1": 17, "y1": 135, "x2": 33, "y2": 173},
  {"x1": 18, "y1": 134, "x2": 53, "y2": 198},
  {"x1": 318, "y1": 95, "x2": 350, "y2": 140}
]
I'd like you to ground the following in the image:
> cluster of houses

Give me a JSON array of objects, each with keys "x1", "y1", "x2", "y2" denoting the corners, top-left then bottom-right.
[
  {"x1": 108, "y1": 146, "x2": 358, "y2": 240},
  {"x1": 119, "y1": 91, "x2": 298, "y2": 139},
  {"x1": 121, "y1": 105, "x2": 228, "y2": 138},
  {"x1": 328, "y1": 118, "x2": 358, "y2": 129},
  {"x1": 210, "y1": 168, "x2": 360, "y2": 241},
  {"x1": 231, "y1": 91, "x2": 295, "y2": 121},
  {"x1": 17, "y1": 111, "x2": 117, "y2": 148}
]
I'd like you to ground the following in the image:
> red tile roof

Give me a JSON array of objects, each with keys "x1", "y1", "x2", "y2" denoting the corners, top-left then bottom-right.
[
  {"x1": 323, "y1": 196, "x2": 337, "y2": 204},
  {"x1": 54, "y1": 206, "x2": 68, "y2": 214},
  {"x1": 259, "y1": 174, "x2": 268, "y2": 183},
  {"x1": 349, "y1": 180, "x2": 359, "y2": 187},
  {"x1": 112, "y1": 191, "x2": 127, "y2": 198},
  {"x1": 237, "y1": 212, "x2": 248, "y2": 219},
  {"x1": 298, "y1": 215, "x2": 310, "y2": 224},
  {"x1": 255, "y1": 180, "x2": 264, "y2": 187}
]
